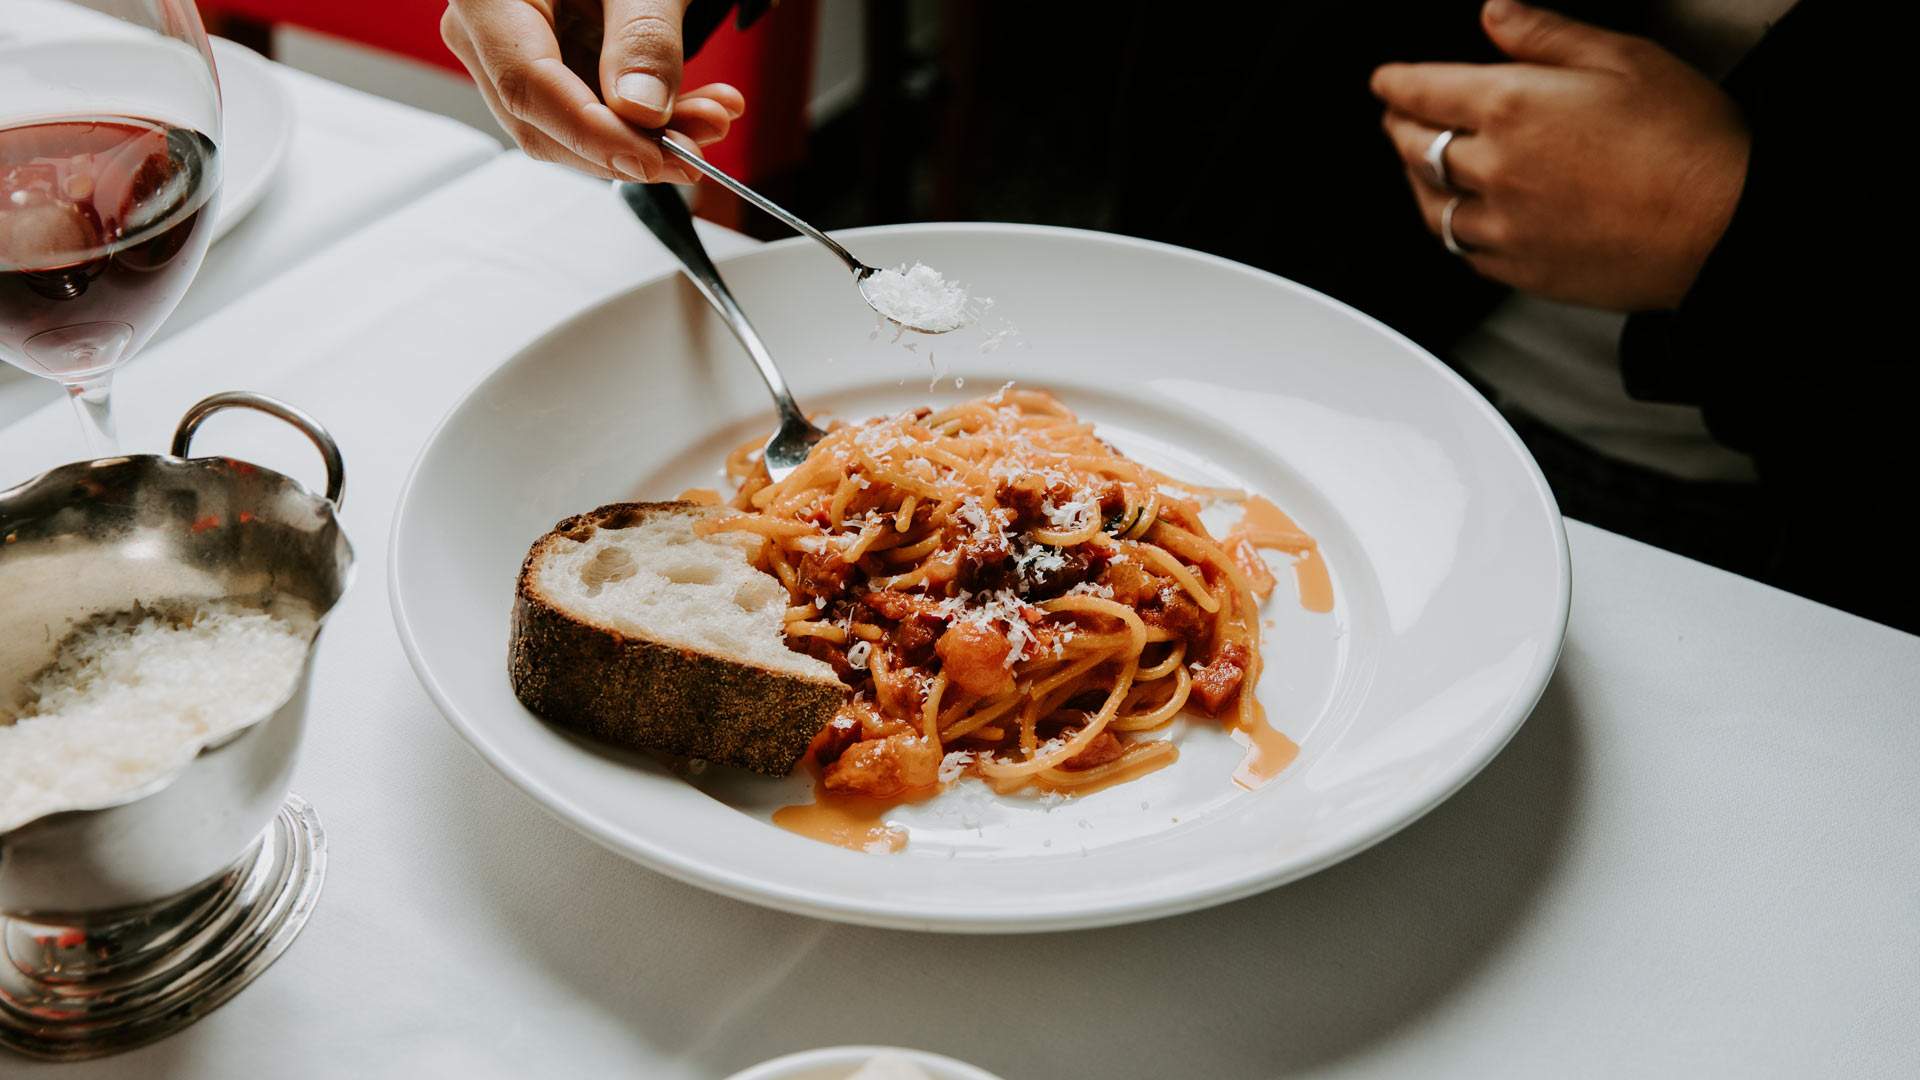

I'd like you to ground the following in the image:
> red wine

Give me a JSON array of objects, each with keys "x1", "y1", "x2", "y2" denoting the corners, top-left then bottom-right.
[{"x1": 0, "y1": 117, "x2": 219, "y2": 382}]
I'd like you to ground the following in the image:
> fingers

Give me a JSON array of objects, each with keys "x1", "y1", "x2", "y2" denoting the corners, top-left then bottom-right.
[
  {"x1": 449, "y1": 1, "x2": 589, "y2": 136},
  {"x1": 664, "y1": 94, "x2": 734, "y2": 146},
  {"x1": 1380, "y1": 111, "x2": 1496, "y2": 193},
  {"x1": 446, "y1": 8, "x2": 596, "y2": 171},
  {"x1": 459, "y1": 49, "x2": 619, "y2": 176},
  {"x1": 683, "y1": 82, "x2": 746, "y2": 120},
  {"x1": 1369, "y1": 63, "x2": 1503, "y2": 130},
  {"x1": 516, "y1": 127, "x2": 622, "y2": 179},
  {"x1": 666, "y1": 83, "x2": 744, "y2": 145},
  {"x1": 593, "y1": 2, "x2": 743, "y2": 176},
  {"x1": 1404, "y1": 168, "x2": 1500, "y2": 254},
  {"x1": 1481, "y1": 0, "x2": 1644, "y2": 72},
  {"x1": 599, "y1": 0, "x2": 687, "y2": 130},
  {"x1": 660, "y1": 129, "x2": 707, "y2": 168},
  {"x1": 1402, "y1": 168, "x2": 1542, "y2": 290},
  {"x1": 444, "y1": 0, "x2": 697, "y2": 183}
]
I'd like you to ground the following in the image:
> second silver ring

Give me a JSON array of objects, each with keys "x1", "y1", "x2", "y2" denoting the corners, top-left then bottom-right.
[{"x1": 1441, "y1": 196, "x2": 1472, "y2": 256}]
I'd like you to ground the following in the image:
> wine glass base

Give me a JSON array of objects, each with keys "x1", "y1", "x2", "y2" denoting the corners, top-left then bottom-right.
[{"x1": 0, "y1": 795, "x2": 326, "y2": 1062}]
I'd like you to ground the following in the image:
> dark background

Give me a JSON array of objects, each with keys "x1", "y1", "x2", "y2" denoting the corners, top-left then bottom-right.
[{"x1": 773, "y1": 1, "x2": 1660, "y2": 358}]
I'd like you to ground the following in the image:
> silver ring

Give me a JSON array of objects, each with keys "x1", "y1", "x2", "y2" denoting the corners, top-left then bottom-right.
[
  {"x1": 1441, "y1": 196, "x2": 1471, "y2": 256},
  {"x1": 1423, "y1": 128, "x2": 1459, "y2": 192}
]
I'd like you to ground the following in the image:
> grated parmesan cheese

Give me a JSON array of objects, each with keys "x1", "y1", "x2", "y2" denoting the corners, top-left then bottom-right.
[
  {"x1": 0, "y1": 600, "x2": 316, "y2": 832},
  {"x1": 937, "y1": 750, "x2": 973, "y2": 784},
  {"x1": 846, "y1": 639, "x2": 874, "y2": 670},
  {"x1": 953, "y1": 496, "x2": 1009, "y2": 542},
  {"x1": 1044, "y1": 492, "x2": 1097, "y2": 531},
  {"x1": 937, "y1": 587, "x2": 1036, "y2": 665},
  {"x1": 1012, "y1": 539, "x2": 1069, "y2": 594},
  {"x1": 861, "y1": 262, "x2": 975, "y2": 334},
  {"x1": 979, "y1": 326, "x2": 1017, "y2": 354}
]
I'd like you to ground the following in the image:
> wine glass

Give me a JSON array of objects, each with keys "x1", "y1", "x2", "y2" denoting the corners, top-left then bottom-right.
[{"x1": 0, "y1": 0, "x2": 222, "y2": 455}]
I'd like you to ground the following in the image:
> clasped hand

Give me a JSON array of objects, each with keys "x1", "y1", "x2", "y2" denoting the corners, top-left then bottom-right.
[{"x1": 1373, "y1": 0, "x2": 1750, "y2": 312}]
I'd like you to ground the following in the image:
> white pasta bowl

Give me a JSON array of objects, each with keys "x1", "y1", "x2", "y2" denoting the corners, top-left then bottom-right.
[
  {"x1": 390, "y1": 223, "x2": 1570, "y2": 932},
  {"x1": 726, "y1": 1045, "x2": 1002, "y2": 1080}
]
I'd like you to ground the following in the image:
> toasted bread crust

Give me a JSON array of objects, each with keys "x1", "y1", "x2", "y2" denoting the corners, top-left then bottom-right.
[{"x1": 508, "y1": 501, "x2": 846, "y2": 775}]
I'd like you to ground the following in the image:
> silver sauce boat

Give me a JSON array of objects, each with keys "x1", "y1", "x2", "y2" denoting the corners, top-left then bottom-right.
[{"x1": 0, "y1": 392, "x2": 352, "y2": 1060}]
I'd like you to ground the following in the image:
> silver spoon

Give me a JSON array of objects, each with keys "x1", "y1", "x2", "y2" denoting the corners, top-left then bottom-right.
[
  {"x1": 651, "y1": 135, "x2": 962, "y2": 336},
  {"x1": 617, "y1": 181, "x2": 825, "y2": 481}
]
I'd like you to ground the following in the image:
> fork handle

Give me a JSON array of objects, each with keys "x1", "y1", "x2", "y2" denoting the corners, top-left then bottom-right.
[{"x1": 616, "y1": 182, "x2": 810, "y2": 432}]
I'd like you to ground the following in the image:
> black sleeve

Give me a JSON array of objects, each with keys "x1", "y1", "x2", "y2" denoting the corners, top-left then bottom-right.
[
  {"x1": 1620, "y1": 1, "x2": 1915, "y2": 629},
  {"x1": 557, "y1": 1, "x2": 772, "y2": 84},
  {"x1": 1620, "y1": 0, "x2": 1905, "y2": 447},
  {"x1": 683, "y1": 0, "x2": 772, "y2": 55},
  {"x1": 1101, "y1": 0, "x2": 1518, "y2": 357},
  {"x1": 1100, "y1": 1, "x2": 1654, "y2": 357}
]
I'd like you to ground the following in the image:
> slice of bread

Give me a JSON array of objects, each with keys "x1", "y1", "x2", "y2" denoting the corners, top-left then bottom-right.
[{"x1": 509, "y1": 501, "x2": 847, "y2": 775}]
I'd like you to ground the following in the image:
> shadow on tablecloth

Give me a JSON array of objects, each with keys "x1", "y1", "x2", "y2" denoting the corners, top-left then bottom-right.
[{"x1": 415, "y1": 657, "x2": 1588, "y2": 1079}]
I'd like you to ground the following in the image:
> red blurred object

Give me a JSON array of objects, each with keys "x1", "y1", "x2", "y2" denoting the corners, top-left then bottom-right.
[
  {"x1": 684, "y1": 0, "x2": 816, "y2": 202},
  {"x1": 198, "y1": 0, "x2": 817, "y2": 219},
  {"x1": 200, "y1": 1, "x2": 462, "y2": 73}
]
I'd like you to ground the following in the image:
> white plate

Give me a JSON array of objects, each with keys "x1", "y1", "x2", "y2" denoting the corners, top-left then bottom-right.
[
  {"x1": 208, "y1": 36, "x2": 293, "y2": 242},
  {"x1": 727, "y1": 1046, "x2": 1002, "y2": 1080},
  {"x1": 0, "y1": 32, "x2": 290, "y2": 244},
  {"x1": 390, "y1": 224, "x2": 1569, "y2": 932}
]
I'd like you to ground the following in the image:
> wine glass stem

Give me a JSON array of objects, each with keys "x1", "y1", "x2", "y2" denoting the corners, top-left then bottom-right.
[{"x1": 65, "y1": 375, "x2": 119, "y2": 456}]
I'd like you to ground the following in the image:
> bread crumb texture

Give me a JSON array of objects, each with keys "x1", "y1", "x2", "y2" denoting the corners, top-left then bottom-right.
[{"x1": 534, "y1": 508, "x2": 834, "y2": 682}]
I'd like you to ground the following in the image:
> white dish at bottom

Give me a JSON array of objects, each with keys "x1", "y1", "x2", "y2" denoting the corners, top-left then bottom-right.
[{"x1": 726, "y1": 1045, "x2": 1002, "y2": 1080}]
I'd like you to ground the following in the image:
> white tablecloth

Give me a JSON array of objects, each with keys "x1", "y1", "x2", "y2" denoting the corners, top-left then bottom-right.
[
  {"x1": 160, "y1": 61, "x2": 501, "y2": 347},
  {"x1": 0, "y1": 5, "x2": 501, "y2": 428},
  {"x1": 4, "y1": 153, "x2": 1917, "y2": 1079}
]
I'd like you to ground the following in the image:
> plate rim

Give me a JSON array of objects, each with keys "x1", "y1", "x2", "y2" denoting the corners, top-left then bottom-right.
[
  {"x1": 388, "y1": 221, "x2": 1571, "y2": 932},
  {"x1": 209, "y1": 35, "x2": 293, "y2": 243}
]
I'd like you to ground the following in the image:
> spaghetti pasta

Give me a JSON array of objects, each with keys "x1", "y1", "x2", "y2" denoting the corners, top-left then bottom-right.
[{"x1": 704, "y1": 388, "x2": 1301, "y2": 800}]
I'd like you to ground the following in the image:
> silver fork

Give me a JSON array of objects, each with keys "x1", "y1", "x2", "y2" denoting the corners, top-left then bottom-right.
[{"x1": 617, "y1": 181, "x2": 826, "y2": 482}]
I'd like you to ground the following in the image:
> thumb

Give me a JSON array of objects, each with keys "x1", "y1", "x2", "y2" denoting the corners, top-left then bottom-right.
[
  {"x1": 1482, "y1": 0, "x2": 1640, "y2": 70},
  {"x1": 600, "y1": 0, "x2": 687, "y2": 129}
]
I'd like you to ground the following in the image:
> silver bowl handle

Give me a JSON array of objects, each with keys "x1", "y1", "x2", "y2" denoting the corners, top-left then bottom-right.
[{"x1": 170, "y1": 392, "x2": 346, "y2": 510}]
